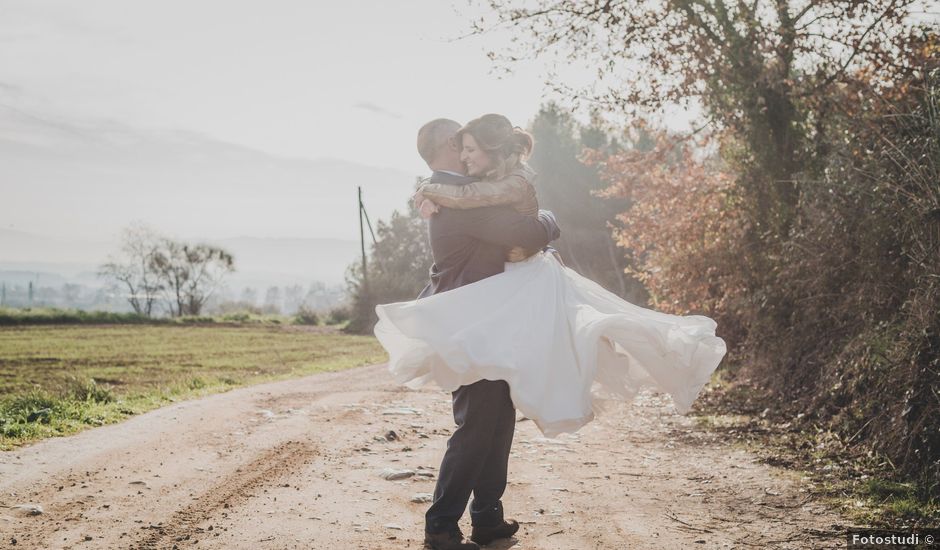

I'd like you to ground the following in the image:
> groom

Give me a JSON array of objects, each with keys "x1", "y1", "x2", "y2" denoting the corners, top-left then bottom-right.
[{"x1": 414, "y1": 118, "x2": 561, "y2": 550}]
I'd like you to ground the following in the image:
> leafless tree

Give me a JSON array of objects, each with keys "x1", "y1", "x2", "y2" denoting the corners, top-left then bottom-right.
[
  {"x1": 98, "y1": 223, "x2": 163, "y2": 316},
  {"x1": 150, "y1": 240, "x2": 235, "y2": 317}
]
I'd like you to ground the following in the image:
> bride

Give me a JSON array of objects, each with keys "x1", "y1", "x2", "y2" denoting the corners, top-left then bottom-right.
[{"x1": 374, "y1": 114, "x2": 727, "y2": 438}]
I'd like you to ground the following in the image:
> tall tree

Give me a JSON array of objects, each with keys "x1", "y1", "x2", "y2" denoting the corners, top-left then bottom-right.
[
  {"x1": 346, "y1": 200, "x2": 433, "y2": 334},
  {"x1": 527, "y1": 103, "x2": 640, "y2": 300},
  {"x1": 473, "y1": 0, "x2": 922, "y2": 239}
]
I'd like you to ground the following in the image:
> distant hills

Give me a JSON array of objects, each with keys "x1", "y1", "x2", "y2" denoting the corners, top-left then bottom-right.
[
  {"x1": 0, "y1": 228, "x2": 360, "y2": 288},
  {"x1": 0, "y1": 101, "x2": 423, "y2": 291},
  {"x1": 0, "y1": 101, "x2": 419, "y2": 244}
]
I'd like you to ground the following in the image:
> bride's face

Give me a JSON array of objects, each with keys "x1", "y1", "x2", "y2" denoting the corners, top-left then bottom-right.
[{"x1": 460, "y1": 134, "x2": 494, "y2": 177}]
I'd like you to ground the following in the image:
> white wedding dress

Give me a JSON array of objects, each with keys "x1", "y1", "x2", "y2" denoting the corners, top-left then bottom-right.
[{"x1": 374, "y1": 251, "x2": 727, "y2": 438}]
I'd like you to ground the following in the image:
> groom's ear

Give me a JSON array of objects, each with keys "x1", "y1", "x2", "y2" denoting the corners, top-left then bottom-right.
[{"x1": 447, "y1": 136, "x2": 458, "y2": 150}]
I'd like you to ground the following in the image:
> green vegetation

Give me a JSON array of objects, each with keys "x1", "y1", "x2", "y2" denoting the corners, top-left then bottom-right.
[
  {"x1": 0, "y1": 307, "x2": 166, "y2": 326},
  {"x1": 0, "y1": 307, "x2": 348, "y2": 327},
  {"x1": 0, "y1": 324, "x2": 385, "y2": 449}
]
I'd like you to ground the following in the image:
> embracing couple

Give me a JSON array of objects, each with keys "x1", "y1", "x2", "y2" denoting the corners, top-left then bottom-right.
[{"x1": 374, "y1": 114, "x2": 728, "y2": 549}]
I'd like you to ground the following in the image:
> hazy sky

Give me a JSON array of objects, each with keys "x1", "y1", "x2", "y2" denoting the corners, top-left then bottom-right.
[
  {"x1": 0, "y1": 0, "x2": 588, "y2": 174},
  {"x1": 0, "y1": 1, "x2": 700, "y2": 248}
]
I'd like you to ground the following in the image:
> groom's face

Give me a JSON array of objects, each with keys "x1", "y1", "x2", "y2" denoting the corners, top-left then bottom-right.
[{"x1": 440, "y1": 134, "x2": 466, "y2": 175}]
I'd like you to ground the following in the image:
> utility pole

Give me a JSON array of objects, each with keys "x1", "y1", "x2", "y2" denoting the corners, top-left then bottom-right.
[
  {"x1": 359, "y1": 186, "x2": 369, "y2": 299},
  {"x1": 28, "y1": 281, "x2": 34, "y2": 308}
]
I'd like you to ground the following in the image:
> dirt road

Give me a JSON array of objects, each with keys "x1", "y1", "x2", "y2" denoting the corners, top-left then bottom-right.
[{"x1": 0, "y1": 364, "x2": 849, "y2": 549}]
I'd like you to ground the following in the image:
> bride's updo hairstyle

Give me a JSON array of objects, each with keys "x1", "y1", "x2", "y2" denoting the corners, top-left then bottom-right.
[{"x1": 456, "y1": 114, "x2": 534, "y2": 179}]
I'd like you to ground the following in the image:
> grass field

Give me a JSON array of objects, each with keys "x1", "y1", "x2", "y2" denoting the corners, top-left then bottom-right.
[{"x1": 0, "y1": 324, "x2": 387, "y2": 449}]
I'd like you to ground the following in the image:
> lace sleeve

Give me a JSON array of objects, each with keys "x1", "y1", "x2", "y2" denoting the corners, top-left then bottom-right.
[{"x1": 418, "y1": 174, "x2": 532, "y2": 209}]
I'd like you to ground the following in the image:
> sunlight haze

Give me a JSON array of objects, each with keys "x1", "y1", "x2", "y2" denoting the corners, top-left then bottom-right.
[{"x1": 0, "y1": 0, "x2": 696, "y2": 283}]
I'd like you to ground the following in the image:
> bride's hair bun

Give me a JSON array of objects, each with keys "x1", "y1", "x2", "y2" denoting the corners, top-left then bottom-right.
[{"x1": 508, "y1": 125, "x2": 534, "y2": 158}]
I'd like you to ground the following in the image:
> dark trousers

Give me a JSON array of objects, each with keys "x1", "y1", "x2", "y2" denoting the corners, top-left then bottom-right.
[{"x1": 425, "y1": 379, "x2": 516, "y2": 533}]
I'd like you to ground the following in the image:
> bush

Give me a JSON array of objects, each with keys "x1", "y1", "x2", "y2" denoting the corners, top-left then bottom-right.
[
  {"x1": 178, "y1": 316, "x2": 216, "y2": 324},
  {"x1": 325, "y1": 305, "x2": 351, "y2": 325},
  {"x1": 0, "y1": 390, "x2": 63, "y2": 437},
  {"x1": 221, "y1": 311, "x2": 252, "y2": 323},
  {"x1": 293, "y1": 306, "x2": 320, "y2": 326},
  {"x1": 62, "y1": 377, "x2": 114, "y2": 404},
  {"x1": 0, "y1": 390, "x2": 60, "y2": 423}
]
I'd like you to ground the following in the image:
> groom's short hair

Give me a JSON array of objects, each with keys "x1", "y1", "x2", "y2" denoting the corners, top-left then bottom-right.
[{"x1": 417, "y1": 118, "x2": 461, "y2": 165}]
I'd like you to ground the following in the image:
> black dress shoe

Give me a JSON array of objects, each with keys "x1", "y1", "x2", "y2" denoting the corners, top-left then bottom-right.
[
  {"x1": 424, "y1": 527, "x2": 481, "y2": 550},
  {"x1": 470, "y1": 519, "x2": 520, "y2": 546}
]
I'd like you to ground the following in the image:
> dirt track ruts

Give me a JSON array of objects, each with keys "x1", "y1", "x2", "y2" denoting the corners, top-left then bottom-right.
[{"x1": 0, "y1": 364, "x2": 850, "y2": 549}]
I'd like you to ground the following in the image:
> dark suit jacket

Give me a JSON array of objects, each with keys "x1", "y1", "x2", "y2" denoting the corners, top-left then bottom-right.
[{"x1": 418, "y1": 171, "x2": 553, "y2": 298}]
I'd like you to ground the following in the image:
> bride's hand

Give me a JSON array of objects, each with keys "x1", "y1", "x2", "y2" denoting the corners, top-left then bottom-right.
[
  {"x1": 418, "y1": 198, "x2": 439, "y2": 219},
  {"x1": 413, "y1": 188, "x2": 439, "y2": 218},
  {"x1": 413, "y1": 189, "x2": 426, "y2": 210}
]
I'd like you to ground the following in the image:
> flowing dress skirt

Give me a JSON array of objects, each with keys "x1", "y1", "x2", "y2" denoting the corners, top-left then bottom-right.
[{"x1": 374, "y1": 252, "x2": 727, "y2": 438}]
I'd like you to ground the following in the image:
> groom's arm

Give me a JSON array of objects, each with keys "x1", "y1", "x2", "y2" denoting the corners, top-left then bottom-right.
[{"x1": 457, "y1": 206, "x2": 560, "y2": 250}]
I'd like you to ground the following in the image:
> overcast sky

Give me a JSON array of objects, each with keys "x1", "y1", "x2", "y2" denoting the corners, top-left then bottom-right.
[{"x1": 0, "y1": 0, "x2": 586, "y2": 174}]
